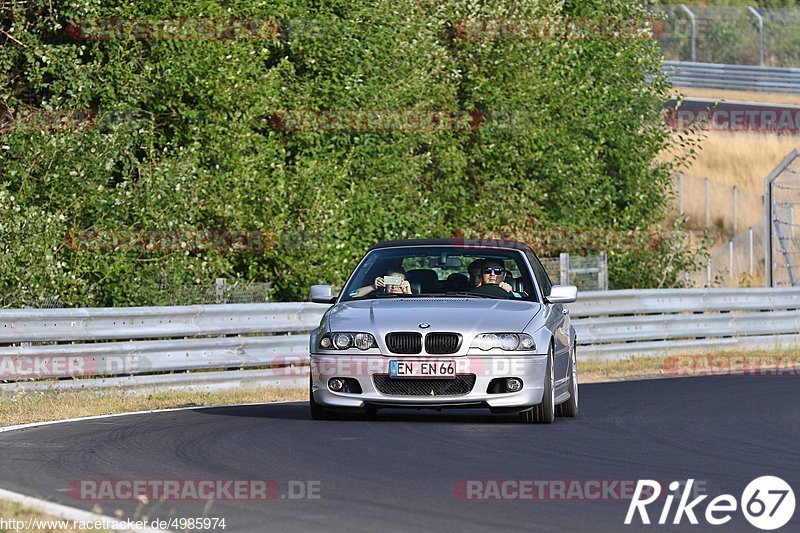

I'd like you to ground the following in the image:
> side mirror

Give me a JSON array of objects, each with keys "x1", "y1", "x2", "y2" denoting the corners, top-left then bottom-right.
[
  {"x1": 546, "y1": 285, "x2": 577, "y2": 304},
  {"x1": 310, "y1": 285, "x2": 337, "y2": 304}
]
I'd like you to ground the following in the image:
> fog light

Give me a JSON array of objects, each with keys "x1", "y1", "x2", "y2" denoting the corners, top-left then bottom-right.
[
  {"x1": 506, "y1": 378, "x2": 523, "y2": 392},
  {"x1": 329, "y1": 378, "x2": 345, "y2": 392}
]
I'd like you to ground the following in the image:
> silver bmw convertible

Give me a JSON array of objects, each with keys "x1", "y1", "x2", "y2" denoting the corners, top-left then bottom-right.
[{"x1": 308, "y1": 239, "x2": 578, "y2": 423}]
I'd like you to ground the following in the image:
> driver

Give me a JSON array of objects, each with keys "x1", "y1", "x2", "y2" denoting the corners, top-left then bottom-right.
[
  {"x1": 470, "y1": 259, "x2": 517, "y2": 298},
  {"x1": 481, "y1": 259, "x2": 512, "y2": 290}
]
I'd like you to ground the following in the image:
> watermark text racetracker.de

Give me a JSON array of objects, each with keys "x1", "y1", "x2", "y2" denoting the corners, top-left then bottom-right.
[
  {"x1": 665, "y1": 354, "x2": 800, "y2": 377},
  {"x1": 68, "y1": 479, "x2": 321, "y2": 501},
  {"x1": 0, "y1": 355, "x2": 138, "y2": 380},
  {"x1": 453, "y1": 479, "x2": 696, "y2": 501},
  {"x1": 665, "y1": 107, "x2": 800, "y2": 133}
]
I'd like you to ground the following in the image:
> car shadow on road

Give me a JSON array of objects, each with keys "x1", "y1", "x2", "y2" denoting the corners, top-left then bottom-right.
[{"x1": 195, "y1": 402, "x2": 545, "y2": 424}]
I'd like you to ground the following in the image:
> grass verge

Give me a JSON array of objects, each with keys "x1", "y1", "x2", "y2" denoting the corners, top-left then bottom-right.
[
  {"x1": 0, "y1": 386, "x2": 305, "y2": 428},
  {"x1": 580, "y1": 349, "x2": 800, "y2": 383},
  {"x1": 0, "y1": 499, "x2": 109, "y2": 533}
]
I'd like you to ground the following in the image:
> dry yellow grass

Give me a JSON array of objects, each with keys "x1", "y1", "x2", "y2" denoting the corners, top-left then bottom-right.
[
  {"x1": 0, "y1": 386, "x2": 305, "y2": 427},
  {"x1": 674, "y1": 87, "x2": 800, "y2": 106},
  {"x1": 0, "y1": 500, "x2": 110, "y2": 533},
  {"x1": 662, "y1": 130, "x2": 800, "y2": 193},
  {"x1": 580, "y1": 349, "x2": 800, "y2": 382}
]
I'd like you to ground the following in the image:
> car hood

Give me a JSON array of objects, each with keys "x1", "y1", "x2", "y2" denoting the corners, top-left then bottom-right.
[{"x1": 327, "y1": 298, "x2": 542, "y2": 335}]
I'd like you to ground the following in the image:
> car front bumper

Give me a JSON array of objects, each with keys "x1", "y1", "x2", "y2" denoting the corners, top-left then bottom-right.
[{"x1": 310, "y1": 353, "x2": 547, "y2": 411}]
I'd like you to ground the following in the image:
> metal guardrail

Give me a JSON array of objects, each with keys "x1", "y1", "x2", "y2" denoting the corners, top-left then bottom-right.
[
  {"x1": 1, "y1": 288, "x2": 799, "y2": 391},
  {"x1": 662, "y1": 61, "x2": 800, "y2": 93}
]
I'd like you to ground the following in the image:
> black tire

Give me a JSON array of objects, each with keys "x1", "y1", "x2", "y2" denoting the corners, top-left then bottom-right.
[
  {"x1": 309, "y1": 377, "x2": 336, "y2": 420},
  {"x1": 556, "y1": 345, "x2": 578, "y2": 418},
  {"x1": 520, "y1": 346, "x2": 555, "y2": 424}
]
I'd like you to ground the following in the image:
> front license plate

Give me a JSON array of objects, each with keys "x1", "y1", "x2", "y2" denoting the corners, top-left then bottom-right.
[{"x1": 389, "y1": 360, "x2": 456, "y2": 379}]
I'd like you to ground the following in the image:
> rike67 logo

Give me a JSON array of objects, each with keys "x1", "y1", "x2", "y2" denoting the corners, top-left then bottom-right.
[{"x1": 626, "y1": 477, "x2": 795, "y2": 530}]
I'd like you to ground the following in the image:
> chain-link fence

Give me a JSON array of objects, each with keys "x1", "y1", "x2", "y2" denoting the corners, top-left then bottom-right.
[
  {"x1": 654, "y1": 5, "x2": 800, "y2": 67},
  {"x1": 540, "y1": 253, "x2": 608, "y2": 291},
  {"x1": 690, "y1": 222, "x2": 765, "y2": 288},
  {"x1": 766, "y1": 149, "x2": 800, "y2": 287},
  {"x1": 165, "y1": 279, "x2": 273, "y2": 305},
  {"x1": 16, "y1": 279, "x2": 274, "y2": 308},
  {"x1": 674, "y1": 173, "x2": 764, "y2": 237}
]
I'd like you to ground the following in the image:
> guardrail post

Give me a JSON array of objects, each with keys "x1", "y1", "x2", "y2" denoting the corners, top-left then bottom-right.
[
  {"x1": 559, "y1": 253, "x2": 570, "y2": 286},
  {"x1": 215, "y1": 278, "x2": 226, "y2": 304},
  {"x1": 598, "y1": 251, "x2": 608, "y2": 291},
  {"x1": 748, "y1": 6, "x2": 765, "y2": 66},
  {"x1": 707, "y1": 257, "x2": 712, "y2": 287},
  {"x1": 680, "y1": 4, "x2": 697, "y2": 62}
]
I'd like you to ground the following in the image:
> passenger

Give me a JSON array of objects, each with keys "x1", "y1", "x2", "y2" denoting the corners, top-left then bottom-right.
[
  {"x1": 352, "y1": 267, "x2": 412, "y2": 297},
  {"x1": 467, "y1": 259, "x2": 484, "y2": 288}
]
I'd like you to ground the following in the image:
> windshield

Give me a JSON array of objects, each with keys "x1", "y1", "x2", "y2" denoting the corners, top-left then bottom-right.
[{"x1": 339, "y1": 246, "x2": 539, "y2": 302}]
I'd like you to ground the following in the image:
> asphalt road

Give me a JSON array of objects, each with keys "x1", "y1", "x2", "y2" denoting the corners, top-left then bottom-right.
[
  {"x1": 665, "y1": 98, "x2": 800, "y2": 132},
  {"x1": 2, "y1": 375, "x2": 799, "y2": 532}
]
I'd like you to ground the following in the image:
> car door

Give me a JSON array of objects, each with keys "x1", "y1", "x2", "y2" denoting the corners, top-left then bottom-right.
[{"x1": 527, "y1": 252, "x2": 570, "y2": 381}]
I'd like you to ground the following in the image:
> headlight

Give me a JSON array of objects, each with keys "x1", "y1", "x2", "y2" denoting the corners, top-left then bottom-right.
[
  {"x1": 471, "y1": 333, "x2": 536, "y2": 351},
  {"x1": 319, "y1": 332, "x2": 378, "y2": 351}
]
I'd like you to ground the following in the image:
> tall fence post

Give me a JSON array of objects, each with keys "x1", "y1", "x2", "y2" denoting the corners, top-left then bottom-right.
[
  {"x1": 764, "y1": 190, "x2": 770, "y2": 287},
  {"x1": 729, "y1": 239, "x2": 734, "y2": 284},
  {"x1": 680, "y1": 4, "x2": 697, "y2": 62},
  {"x1": 559, "y1": 253, "x2": 570, "y2": 286},
  {"x1": 748, "y1": 6, "x2": 765, "y2": 67}
]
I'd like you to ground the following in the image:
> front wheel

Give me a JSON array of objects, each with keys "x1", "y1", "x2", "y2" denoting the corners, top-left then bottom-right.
[
  {"x1": 520, "y1": 346, "x2": 555, "y2": 424},
  {"x1": 309, "y1": 377, "x2": 337, "y2": 420},
  {"x1": 556, "y1": 344, "x2": 578, "y2": 417}
]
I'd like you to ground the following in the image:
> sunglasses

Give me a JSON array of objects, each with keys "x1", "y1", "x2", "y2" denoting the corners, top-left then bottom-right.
[{"x1": 483, "y1": 267, "x2": 504, "y2": 275}]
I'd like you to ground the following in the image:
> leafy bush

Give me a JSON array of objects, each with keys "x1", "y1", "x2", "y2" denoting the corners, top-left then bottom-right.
[{"x1": 0, "y1": 0, "x2": 697, "y2": 306}]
